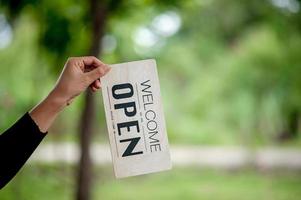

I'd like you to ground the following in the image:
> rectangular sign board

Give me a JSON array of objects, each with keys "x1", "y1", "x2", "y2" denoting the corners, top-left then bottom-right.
[{"x1": 101, "y1": 59, "x2": 172, "y2": 178}]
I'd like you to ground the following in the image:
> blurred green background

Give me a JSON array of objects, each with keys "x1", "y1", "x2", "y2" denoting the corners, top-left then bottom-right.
[{"x1": 0, "y1": 0, "x2": 301, "y2": 199}]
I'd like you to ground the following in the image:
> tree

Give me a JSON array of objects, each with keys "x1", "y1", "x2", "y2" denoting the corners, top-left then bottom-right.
[
  {"x1": 76, "y1": 0, "x2": 108, "y2": 199},
  {"x1": 1, "y1": 1, "x2": 183, "y2": 199},
  {"x1": 1, "y1": 1, "x2": 112, "y2": 199}
]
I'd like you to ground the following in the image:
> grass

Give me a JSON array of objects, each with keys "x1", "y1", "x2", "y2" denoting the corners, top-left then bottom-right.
[{"x1": 1, "y1": 165, "x2": 301, "y2": 200}]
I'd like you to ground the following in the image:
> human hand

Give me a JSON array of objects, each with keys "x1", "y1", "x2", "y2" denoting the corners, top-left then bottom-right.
[
  {"x1": 29, "y1": 56, "x2": 110, "y2": 132},
  {"x1": 51, "y1": 56, "x2": 110, "y2": 106}
]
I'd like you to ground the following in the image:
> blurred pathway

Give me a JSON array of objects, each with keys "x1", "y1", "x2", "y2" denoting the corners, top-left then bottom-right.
[{"x1": 29, "y1": 143, "x2": 301, "y2": 170}]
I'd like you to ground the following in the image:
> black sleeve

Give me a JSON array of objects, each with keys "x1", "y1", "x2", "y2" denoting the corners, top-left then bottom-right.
[{"x1": 0, "y1": 113, "x2": 47, "y2": 189}]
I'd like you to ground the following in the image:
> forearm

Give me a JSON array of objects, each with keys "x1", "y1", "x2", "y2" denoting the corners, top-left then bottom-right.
[
  {"x1": 0, "y1": 113, "x2": 46, "y2": 189},
  {"x1": 0, "y1": 56, "x2": 109, "y2": 189},
  {"x1": 29, "y1": 90, "x2": 67, "y2": 133},
  {"x1": 29, "y1": 56, "x2": 110, "y2": 133}
]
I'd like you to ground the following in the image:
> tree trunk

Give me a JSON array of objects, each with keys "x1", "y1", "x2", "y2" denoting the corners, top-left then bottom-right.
[
  {"x1": 278, "y1": 110, "x2": 300, "y2": 141},
  {"x1": 76, "y1": 90, "x2": 95, "y2": 200},
  {"x1": 76, "y1": 1, "x2": 108, "y2": 200}
]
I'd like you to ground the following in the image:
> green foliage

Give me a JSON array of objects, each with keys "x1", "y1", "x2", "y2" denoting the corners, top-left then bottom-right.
[
  {"x1": 1, "y1": 0, "x2": 301, "y2": 198},
  {"x1": 40, "y1": 9, "x2": 71, "y2": 55},
  {"x1": 2, "y1": 165, "x2": 301, "y2": 200},
  {"x1": 1, "y1": 0, "x2": 301, "y2": 145}
]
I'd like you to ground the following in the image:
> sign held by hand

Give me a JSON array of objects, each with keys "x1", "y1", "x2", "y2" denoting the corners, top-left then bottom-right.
[{"x1": 101, "y1": 59, "x2": 172, "y2": 178}]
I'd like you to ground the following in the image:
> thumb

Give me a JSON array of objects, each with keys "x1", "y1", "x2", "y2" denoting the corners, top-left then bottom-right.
[
  {"x1": 85, "y1": 67, "x2": 105, "y2": 85},
  {"x1": 85, "y1": 65, "x2": 111, "y2": 85}
]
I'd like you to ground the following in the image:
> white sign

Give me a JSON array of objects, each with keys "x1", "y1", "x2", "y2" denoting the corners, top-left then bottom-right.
[{"x1": 101, "y1": 59, "x2": 172, "y2": 178}]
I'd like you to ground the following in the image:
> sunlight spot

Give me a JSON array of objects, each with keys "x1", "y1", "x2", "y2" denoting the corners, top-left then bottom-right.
[
  {"x1": 102, "y1": 34, "x2": 117, "y2": 54},
  {"x1": 152, "y1": 11, "x2": 182, "y2": 37},
  {"x1": 0, "y1": 14, "x2": 13, "y2": 49},
  {"x1": 133, "y1": 27, "x2": 159, "y2": 48},
  {"x1": 270, "y1": 0, "x2": 300, "y2": 13}
]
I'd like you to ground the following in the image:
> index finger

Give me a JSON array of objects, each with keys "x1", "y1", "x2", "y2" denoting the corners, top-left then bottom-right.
[{"x1": 82, "y1": 56, "x2": 105, "y2": 67}]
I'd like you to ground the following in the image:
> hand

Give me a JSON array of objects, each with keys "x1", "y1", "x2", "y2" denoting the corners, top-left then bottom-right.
[
  {"x1": 29, "y1": 56, "x2": 110, "y2": 132},
  {"x1": 52, "y1": 56, "x2": 110, "y2": 105}
]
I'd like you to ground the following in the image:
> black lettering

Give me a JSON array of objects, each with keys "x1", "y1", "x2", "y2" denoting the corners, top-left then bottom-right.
[
  {"x1": 120, "y1": 137, "x2": 143, "y2": 157},
  {"x1": 150, "y1": 143, "x2": 161, "y2": 152},
  {"x1": 117, "y1": 121, "x2": 140, "y2": 136},
  {"x1": 141, "y1": 80, "x2": 151, "y2": 93},
  {"x1": 112, "y1": 83, "x2": 134, "y2": 99},
  {"x1": 145, "y1": 110, "x2": 156, "y2": 120},
  {"x1": 114, "y1": 102, "x2": 137, "y2": 117},
  {"x1": 148, "y1": 131, "x2": 160, "y2": 143},
  {"x1": 147, "y1": 120, "x2": 157, "y2": 131}
]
